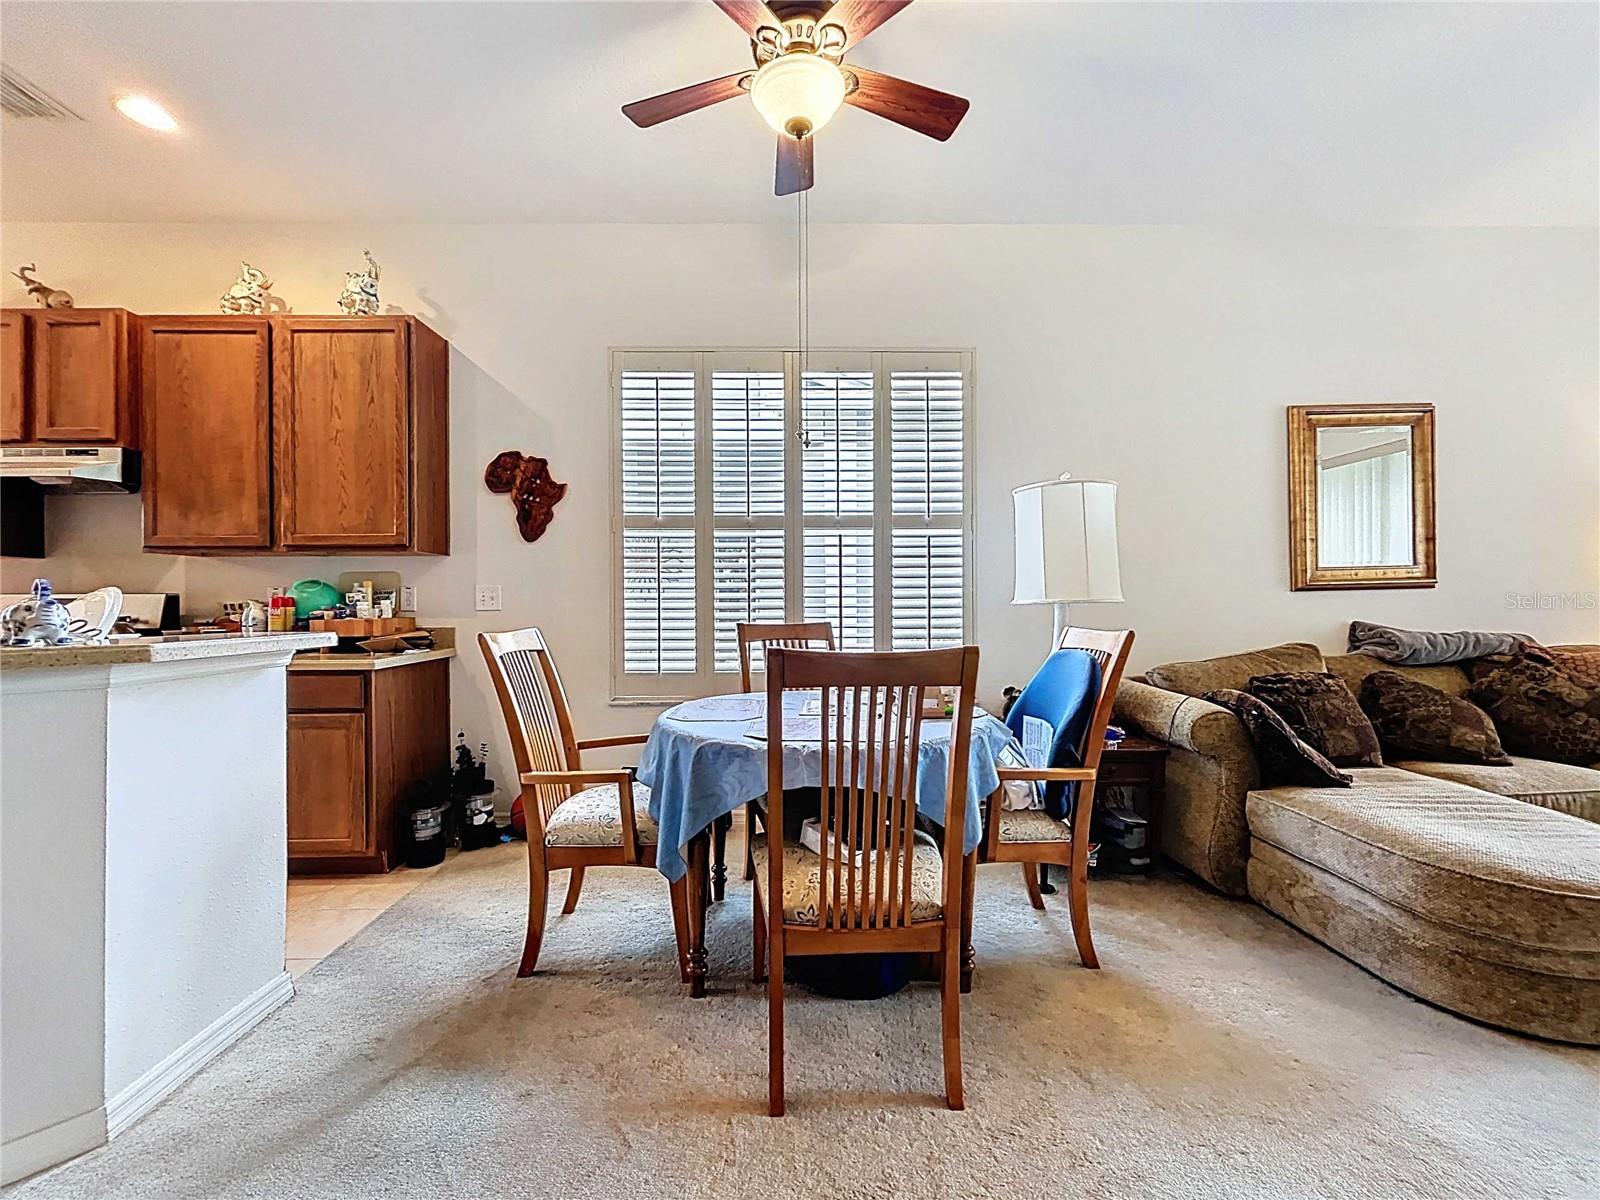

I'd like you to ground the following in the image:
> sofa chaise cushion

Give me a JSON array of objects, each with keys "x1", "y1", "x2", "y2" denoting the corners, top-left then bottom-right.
[
  {"x1": 1393, "y1": 757, "x2": 1600, "y2": 825},
  {"x1": 1245, "y1": 767, "x2": 1600, "y2": 957}
]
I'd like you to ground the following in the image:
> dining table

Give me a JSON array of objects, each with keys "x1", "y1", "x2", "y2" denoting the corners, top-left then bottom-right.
[{"x1": 637, "y1": 689, "x2": 1016, "y2": 995}]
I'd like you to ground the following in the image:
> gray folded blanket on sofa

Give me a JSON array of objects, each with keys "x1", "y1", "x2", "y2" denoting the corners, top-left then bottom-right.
[{"x1": 1348, "y1": 620, "x2": 1528, "y2": 666}]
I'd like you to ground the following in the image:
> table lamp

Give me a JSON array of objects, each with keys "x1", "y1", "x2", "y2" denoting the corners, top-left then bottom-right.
[{"x1": 1012, "y1": 473, "x2": 1124, "y2": 649}]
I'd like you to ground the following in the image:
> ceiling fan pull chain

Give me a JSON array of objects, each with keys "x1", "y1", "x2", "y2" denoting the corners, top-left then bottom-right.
[{"x1": 796, "y1": 187, "x2": 813, "y2": 450}]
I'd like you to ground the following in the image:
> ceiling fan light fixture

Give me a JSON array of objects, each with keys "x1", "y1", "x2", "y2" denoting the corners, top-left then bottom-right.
[{"x1": 749, "y1": 53, "x2": 845, "y2": 139}]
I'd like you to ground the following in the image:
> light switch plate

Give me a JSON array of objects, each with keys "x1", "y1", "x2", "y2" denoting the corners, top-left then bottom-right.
[
  {"x1": 474, "y1": 585, "x2": 502, "y2": 612},
  {"x1": 400, "y1": 586, "x2": 418, "y2": 613}
]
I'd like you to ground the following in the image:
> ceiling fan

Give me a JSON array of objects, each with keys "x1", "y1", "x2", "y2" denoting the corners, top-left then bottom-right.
[{"x1": 621, "y1": 0, "x2": 970, "y2": 196}]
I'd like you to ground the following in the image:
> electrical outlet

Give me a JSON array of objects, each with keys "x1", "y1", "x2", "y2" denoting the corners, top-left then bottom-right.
[
  {"x1": 474, "y1": 584, "x2": 502, "y2": 612},
  {"x1": 400, "y1": 586, "x2": 418, "y2": 613}
]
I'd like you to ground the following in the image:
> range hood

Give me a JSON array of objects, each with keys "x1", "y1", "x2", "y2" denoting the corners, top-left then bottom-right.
[{"x1": 0, "y1": 446, "x2": 140, "y2": 493}]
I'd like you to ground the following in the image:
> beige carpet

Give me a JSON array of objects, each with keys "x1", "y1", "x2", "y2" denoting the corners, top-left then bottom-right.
[{"x1": 10, "y1": 843, "x2": 1597, "y2": 1200}]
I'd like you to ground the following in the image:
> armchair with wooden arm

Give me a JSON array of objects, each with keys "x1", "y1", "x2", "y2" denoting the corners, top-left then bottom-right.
[
  {"x1": 480, "y1": 628, "x2": 687, "y2": 979},
  {"x1": 976, "y1": 627, "x2": 1134, "y2": 970}
]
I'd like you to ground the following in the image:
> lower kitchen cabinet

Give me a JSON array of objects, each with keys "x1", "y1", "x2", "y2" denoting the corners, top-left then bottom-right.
[{"x1": 286, "y1": 657, "x2": 450, "y2": 873}]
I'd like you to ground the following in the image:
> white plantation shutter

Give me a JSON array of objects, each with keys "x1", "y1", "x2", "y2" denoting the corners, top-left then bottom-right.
[
  {"x1": 713, "y1": 531, "x2": 786, "y2": 671},
  {"x1": 614, "y1": 350, "x2": 971, "y2": 700},
  {"x1": 887, "y1": 360, "x2": 967, "y2": 650},
  {"x1": 891, "y1": 530, "x2": 964, "y2": 650},
  {"x1": 891, "y1": 369, "x2": 964, "y2": 517},
  {"x1": 713, "y1": 371, "x2": 785, "y2": 518},
  {"x1": 618, "y1": 362, "x2": 697, "y2": 690},
  {"x1": 803, "y1": 529, "x2": 875, "y2": 650},
  {"x1": 802, "y1": 370, "x2": 874, "y2": 516},
  {"x1": 621, "y1": 370, "x2": 694, "y2": 517},
  {"x1": 622, "y1": 531, "x2": 696, "y2": 672}
]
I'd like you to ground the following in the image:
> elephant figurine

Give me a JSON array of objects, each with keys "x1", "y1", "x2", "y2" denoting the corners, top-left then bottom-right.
[
  {"x1": 1, "y1": 579, "x2": 75, "y2": 647},
  {"x1": 337, "y1": 250, "x2": 381, "y2": 316},
  {"x1": 220, "y1": 262, "x2": 273, "y2": 315}
]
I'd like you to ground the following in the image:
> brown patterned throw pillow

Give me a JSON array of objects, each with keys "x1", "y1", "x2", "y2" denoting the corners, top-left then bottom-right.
[
  {"x1": 1202, "y1": 690, "x2": 1353, "y2": 787},
  {"x1": 1358, "y1": 671, "x2": 1511, "y2": 765},
  {"x1": 1247, "y1": 671, "x2": 1384, "y2": 768},
  {"x1": 1544, "y1": 646, "x2": 1600, "y2": 690},
  {"x1": 1467, "y1": 653, "x2": 1600, "y2": 765}
]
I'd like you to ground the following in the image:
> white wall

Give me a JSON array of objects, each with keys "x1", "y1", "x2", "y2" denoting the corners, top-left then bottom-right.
[{"x1": 3, "y1": 222, "x2": 1597, "y2": 783}]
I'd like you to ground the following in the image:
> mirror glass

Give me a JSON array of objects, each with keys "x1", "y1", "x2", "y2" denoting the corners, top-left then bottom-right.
[{"x1": 1314, "y1": 424, "x2": 1414, "y2": 568}]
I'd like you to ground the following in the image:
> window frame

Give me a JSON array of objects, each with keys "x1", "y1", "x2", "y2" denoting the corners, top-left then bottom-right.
[{"x1": 609, "y1": 347, "x2": 977, "y2": 704}]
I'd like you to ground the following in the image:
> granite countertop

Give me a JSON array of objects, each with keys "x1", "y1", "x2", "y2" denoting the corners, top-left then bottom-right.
[
  {"x1": 0, "y1": 631, "x2": 337, "y2": 670},
  {"x1": 288, "y1": 646, "x2": 457, "y2": 672}
]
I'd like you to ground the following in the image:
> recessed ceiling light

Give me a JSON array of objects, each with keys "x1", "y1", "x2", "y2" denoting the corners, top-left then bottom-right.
[{"x1": 113, "y1": 93, "x2": 178, "y2": 133}]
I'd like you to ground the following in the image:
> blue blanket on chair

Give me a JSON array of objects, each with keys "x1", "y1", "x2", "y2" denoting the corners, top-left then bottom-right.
[{"x1": 1004, "y1": 649, "x2": 1102, "y2": 821}]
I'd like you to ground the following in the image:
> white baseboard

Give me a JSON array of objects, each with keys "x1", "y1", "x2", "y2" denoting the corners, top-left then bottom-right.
[
  {"x1": 105, "y1": 971, "x2": 294, "y2": 1138},
  {"x1": 1, "y1": 1107, "x2": 108, "y2": 1187}
]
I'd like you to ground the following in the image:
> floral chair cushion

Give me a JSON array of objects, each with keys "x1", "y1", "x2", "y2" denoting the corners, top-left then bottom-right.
[
  {"x1": 544, "y1": 781, "x2": 659, "y2": 847},
  {"x1": 998, "y1": 809, "x2": 1073, "y2": 843},
  {"x1": 751, "y1": 831, "x2": 945, "y2": 925}
]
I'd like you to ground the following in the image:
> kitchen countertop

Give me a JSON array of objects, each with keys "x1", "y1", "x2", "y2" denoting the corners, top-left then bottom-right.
[
  {"x1": 287, "y1": 646, "x2": 456, "y2": 672},
  {"x1": 0, "y1": 631, "x2": 336, "y2": 670}
]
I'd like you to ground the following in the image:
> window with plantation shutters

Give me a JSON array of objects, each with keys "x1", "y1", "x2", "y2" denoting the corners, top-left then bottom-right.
[{"x1": 613, "y1": 350, "x2": 972, "y2": 701}]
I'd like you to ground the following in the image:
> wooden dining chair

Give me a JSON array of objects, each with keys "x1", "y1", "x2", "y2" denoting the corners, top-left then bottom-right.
[
  {"x1": 754, "y1": 644, "x2": 981, "y2": 1116},
  {"x1": 735, "y1": 620, "x2": 837, "y2": 692},
  {"x1": 979, "y1": 627, "x2": 1134, "y2": 970},
  {"x1": 480, "y1": 627, "x2": 688, "y2": 979},
  {"x1": 733, "y1": 620, "x2": 836, "y2": 885}
]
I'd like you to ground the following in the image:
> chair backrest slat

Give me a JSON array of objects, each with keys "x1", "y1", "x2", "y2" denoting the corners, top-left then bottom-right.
[
  {"x1": 736, "y1": 620, "x2": 836, "y2": 692},
  {"x1": 767, "y1": 647, "x2": 979, "y2": 932},
  {"x1": 1055, "y1": 627, "x2": 1136, "y2": 775},
  {"x1": 479, "y1": 627, "x2": 582, "y2": 835}
]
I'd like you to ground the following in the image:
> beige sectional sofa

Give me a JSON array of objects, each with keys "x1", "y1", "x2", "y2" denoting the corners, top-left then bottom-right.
[{"x1": 1114, "y1": 641, "x2": 1600, "y2": 1044}]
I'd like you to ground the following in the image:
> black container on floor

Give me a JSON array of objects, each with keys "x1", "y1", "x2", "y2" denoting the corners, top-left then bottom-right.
[{"x1": 405, "y1": 800, "x2": 450, "y2": 868}]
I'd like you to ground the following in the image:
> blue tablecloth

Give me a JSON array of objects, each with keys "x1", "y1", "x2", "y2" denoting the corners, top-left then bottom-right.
[{"x1": 638, "y1": 691, "x2": 1014, "y2": 882}]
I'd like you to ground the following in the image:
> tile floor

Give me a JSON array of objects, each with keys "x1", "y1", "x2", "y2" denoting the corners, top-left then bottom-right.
[{"x1": 284, "y1": 864, "x2": 443, "y2": 978}]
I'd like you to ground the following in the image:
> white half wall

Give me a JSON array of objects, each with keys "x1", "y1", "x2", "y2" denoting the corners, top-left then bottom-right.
[{"x1": 3, "y1": 222, "x2": 1596, "y2": 780}]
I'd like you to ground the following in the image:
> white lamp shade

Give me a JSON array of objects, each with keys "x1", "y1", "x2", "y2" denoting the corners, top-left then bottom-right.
[{"x1": 1012, "y1": 476, "x2": 1124, "y2": 605}]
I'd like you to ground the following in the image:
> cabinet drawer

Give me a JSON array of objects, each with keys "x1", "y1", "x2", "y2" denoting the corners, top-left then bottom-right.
[{"x1": 287, "y1": 672, "x2": 366, "y2": 711}]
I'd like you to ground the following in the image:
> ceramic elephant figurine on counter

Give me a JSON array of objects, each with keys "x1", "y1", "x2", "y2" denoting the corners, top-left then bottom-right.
[{"x1": 0, "y1": 579, "x2": 75, "y2": 647}]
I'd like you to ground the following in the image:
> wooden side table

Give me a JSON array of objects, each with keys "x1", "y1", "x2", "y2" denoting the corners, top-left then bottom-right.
[
  {"x1": 1096, "y1": 735, "x2": 1170, "y2": 860},
  {"x1": 1039, "y1": 735, "x2": 1169, "y2": 891}
]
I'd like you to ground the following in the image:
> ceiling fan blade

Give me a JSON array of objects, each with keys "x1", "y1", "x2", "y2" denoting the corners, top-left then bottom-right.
[
  {"x1": 775, "y1": 135, "x2": 814, "y2": 196},
  {"x1": 622, "y1": 72, "x2": 750, "y2": 128},
  {"x1": 713, "y1": 0, "x2": 784, "y2": 39},
  {"x1": 843, "y1": 66, "x2": 969, "y2": 141},
  {"x1": 821, "y1": 0, "x2": 912, "y2": 46}
]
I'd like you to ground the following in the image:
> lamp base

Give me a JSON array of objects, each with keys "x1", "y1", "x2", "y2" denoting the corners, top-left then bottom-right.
[{"x1": 1051, "y1": 601, "x2": 1070, "y2": 652}]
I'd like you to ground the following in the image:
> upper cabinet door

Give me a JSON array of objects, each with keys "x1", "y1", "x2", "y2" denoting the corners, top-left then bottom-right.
[
  {"x1": 31, "y1": 309, "x2": 130, "y2": 443},
  {"x1": 141, "y1": 317, "x2": 273, "y2": 548},
  {"x1": 1, "y1": 311, "x2": 27, "y2": 443},
  {"x1": 275, "y1": 318, "x2": 410, "y2": 549}
]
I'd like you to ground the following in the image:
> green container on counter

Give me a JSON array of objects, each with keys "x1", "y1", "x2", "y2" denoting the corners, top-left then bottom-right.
[{"x1": 289, "y1": 578, "x2": 342, "y2": 616}]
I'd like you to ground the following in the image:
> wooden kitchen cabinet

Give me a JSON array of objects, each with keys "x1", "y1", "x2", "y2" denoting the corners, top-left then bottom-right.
[
  {"x1": 286, "y1": 656, "x2": 451, "y2": 873},
  {"x1": 1, "y1": 310, "x2": 26, "y2": 442},
  {"x1": 31, "y1": 308, "x2": 135, "y2": 443},
  {"x1": 138, "y1": 313, "x2": 448, "y2": 554},
  {"x1": 1, "y1": 307, "x2": 136, "y2": 446},
  {"x1": 287, "y1": 711, "x2": 369, "y2": 856},
  {"x1": 140, "y1": 317, "x2": 273, "y2": 549}
]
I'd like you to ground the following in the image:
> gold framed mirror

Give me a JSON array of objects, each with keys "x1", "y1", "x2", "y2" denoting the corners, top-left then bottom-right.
[{"x1": 1288, "y1": 404, "x2": 1436, "y2": 591}]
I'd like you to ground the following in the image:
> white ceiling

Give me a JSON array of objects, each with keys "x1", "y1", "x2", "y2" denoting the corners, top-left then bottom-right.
[{"x1": 2, "y1": 1, "x2": 1595, "y2": 225}]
